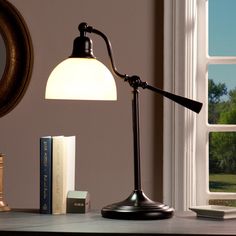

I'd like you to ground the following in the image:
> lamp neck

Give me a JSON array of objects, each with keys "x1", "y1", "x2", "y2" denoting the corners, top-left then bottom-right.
[
  {"x1": 78, "y1": 22, "x2": 127, "y2": 79},
  {"x1": 76, "y1": 22, "x2": 202, "y2": 113}
]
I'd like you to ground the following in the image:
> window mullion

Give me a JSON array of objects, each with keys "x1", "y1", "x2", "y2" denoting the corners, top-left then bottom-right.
[
  {"x1": 207, "y1": 125, "x2": 236, "y2": 132},
  {"x1": 208, "y1": 57, "x2": 236, "y2": 64}
]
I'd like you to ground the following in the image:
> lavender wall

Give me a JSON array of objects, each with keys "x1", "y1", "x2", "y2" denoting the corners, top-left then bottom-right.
[{"x1": 1, "y1": 0, "x2": 163, "y2": 210}]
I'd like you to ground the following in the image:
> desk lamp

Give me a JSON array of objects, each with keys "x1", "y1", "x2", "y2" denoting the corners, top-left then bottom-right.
[{"x1": 46, "y1": 22, "x2": 202, "y2": 220}]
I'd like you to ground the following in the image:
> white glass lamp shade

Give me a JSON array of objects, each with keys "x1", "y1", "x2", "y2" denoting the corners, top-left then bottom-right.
[{"x1": 45, "y1": 58, "x2": 117, "y2": 100}]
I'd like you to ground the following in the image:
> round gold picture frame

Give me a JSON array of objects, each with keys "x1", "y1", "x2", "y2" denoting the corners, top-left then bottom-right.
[{"x1": 0, "y1": 0, "x2": 33, "y2": 117}]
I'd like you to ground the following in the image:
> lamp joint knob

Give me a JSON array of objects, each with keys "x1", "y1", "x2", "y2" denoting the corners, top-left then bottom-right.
[{"x1": 125, "y1": 76, "x2": 148, "y2": 89}]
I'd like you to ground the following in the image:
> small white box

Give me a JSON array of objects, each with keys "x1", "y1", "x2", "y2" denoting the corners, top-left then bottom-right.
[{"x1": 67, "y1": 191, "x2": 90, "y2": 213}]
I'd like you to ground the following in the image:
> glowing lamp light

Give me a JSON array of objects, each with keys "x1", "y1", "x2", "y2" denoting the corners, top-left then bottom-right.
[{"x1": 46, "y1": 58, "x2": 117, "y2": 100}]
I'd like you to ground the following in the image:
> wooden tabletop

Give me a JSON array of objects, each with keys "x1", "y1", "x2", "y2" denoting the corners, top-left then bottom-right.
[{"x1": 0, "y1": 209, "x2": 235, "y2": 235}]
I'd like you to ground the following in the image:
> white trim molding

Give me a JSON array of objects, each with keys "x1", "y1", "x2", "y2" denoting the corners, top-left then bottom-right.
[{"x1": 163, "y1": 0, "x2": 198, "y2": 211}]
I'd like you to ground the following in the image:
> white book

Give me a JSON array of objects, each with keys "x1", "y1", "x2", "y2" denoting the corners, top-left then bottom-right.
[{"x1": 52, "y1": 135, "x2": 76, "y2": 215}]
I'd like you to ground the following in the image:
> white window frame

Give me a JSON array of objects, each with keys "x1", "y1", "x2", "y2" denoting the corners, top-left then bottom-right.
[
  {"x1": 164, "y1": 0, "x2": 236, "y2": 211},
  {"x1": 196, "y1": 0, "x2": 236, "y2": 205}
]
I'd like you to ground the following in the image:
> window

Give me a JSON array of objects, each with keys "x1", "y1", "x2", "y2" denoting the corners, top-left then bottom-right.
[
  {"x1": 196, "y1": 0, "x2": 236, "y2": 206},
  {"x1": 164, "y1": 0, "x2": 236, "y2": 211}
]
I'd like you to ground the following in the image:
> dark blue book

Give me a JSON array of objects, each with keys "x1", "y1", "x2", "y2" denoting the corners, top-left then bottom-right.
[{"x1": 40, "y1": 136, "x2": 52, "y2": 214}]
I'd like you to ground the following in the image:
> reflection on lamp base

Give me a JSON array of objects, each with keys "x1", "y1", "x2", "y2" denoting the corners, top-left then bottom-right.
[{"x1": 101, "y1": 190, "x2": 174, "y2": 220}]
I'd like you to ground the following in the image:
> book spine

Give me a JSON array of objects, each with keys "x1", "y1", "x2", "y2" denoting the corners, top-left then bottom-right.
[
  {"x1": 65, "y1": 136, "x2": 76, "y2": 193},
  {"x1": 40, "y1": 137, "x2": 52, "y2": 214},
  {"x1": 52, "y1": 136, "x2": 66, "y2": 214}
]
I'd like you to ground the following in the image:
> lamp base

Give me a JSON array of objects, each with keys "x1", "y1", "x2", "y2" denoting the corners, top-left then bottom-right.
[{"x1": 101, "y1": 190, "x2": 174, "y2": 220}]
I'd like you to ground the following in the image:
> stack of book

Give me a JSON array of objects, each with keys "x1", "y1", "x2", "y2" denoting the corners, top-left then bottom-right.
[{"x1": 40, "y1": 135, "x2": 76, "y2": 214}]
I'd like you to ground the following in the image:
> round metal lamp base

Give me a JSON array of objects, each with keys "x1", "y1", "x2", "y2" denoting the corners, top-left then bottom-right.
[{"x1": 101, "y1": 190, "x2": 174, "y2": 220}]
